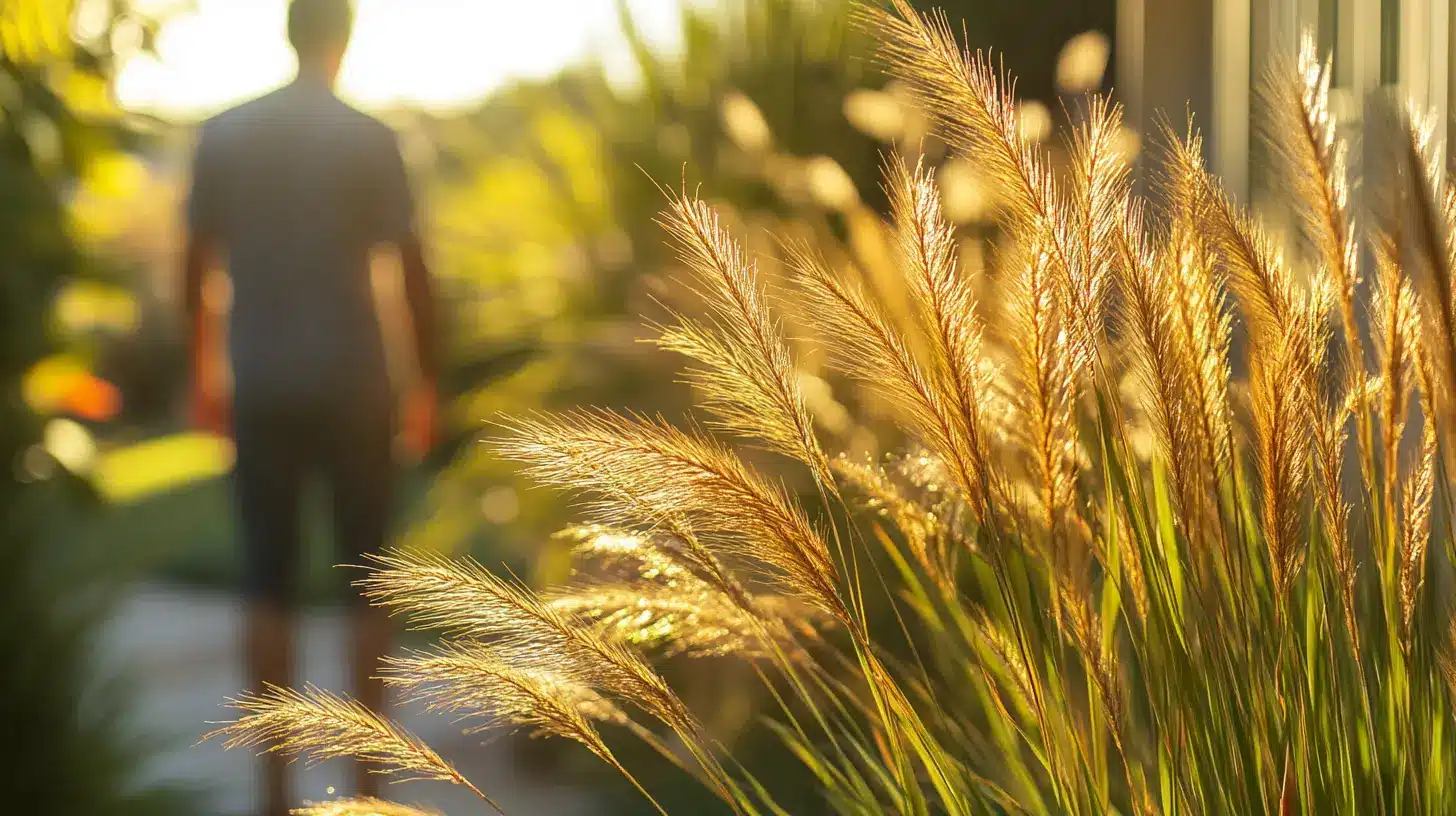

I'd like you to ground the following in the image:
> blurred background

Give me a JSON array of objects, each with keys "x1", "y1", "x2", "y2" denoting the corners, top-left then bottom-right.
[{"x1": 3, "y1": 0, "x2": 1451, "y2": 813}]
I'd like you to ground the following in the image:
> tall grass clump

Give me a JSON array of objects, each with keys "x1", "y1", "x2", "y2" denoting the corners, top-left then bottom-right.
[{"x1": 212, "y1": 3, "x2": 1456, "y2": 813}]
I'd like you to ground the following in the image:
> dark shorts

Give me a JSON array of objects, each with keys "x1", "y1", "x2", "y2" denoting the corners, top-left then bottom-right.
[{"x1": 233, "y1": 396, "x2": 394, "y2": 607}]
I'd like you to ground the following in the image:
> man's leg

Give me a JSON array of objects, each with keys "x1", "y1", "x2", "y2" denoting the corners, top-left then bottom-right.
[
  {"x1": 349, "y1": 604, "x2": 392, "y2": 798},
  {"x1": 234, "y1": 406, "x2": 304, "y2": 816},
  {"x1": 243, "y1": 601, "x2": 295, "y2": 816},
  {"x1": 322, "y1": 398, "x2": 396, "y2": 799}
]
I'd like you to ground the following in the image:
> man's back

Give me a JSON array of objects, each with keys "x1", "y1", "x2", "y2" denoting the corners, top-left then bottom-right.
[
  {"x1": 189, "y1": 80, "x2": 414, "y2": 409},
  {"x1": 182, "y1": 5, "x2": 440, "y2": 813}
]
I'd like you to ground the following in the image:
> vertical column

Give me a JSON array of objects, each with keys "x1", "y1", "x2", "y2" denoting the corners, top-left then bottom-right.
[
  {"x1": 1400, "y1": 0, "x2": 1431, "y2": 107},
  {"x1": 1430, "y1": 0, "x2": 1451, "y2": 173},
  {"x1": 1214, "y1": 0, "x2": 1252, "y2": 200},
  {"x1": 1449, "y1": 0, "x2": 1456, "y2": 152},
  {"x1": 1349, "y1": 0, "x2": 1384, "y2": 95},
  {"x1": 1117, "y1": 0, "x2": 1146, "y2": 132},
  {"x1": 1117, "y1": 0, "x2": 1216, "y2": 187},
  {"x1": 1401, "y1": 0, "x2": 1450, "y2": 169}
]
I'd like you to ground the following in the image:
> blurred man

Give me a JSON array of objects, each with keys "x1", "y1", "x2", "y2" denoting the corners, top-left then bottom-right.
[{"x1": 181, "y1": 1, "x2": 437, "y2": 812}]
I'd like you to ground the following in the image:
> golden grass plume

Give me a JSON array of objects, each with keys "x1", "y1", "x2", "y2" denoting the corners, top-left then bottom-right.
[
  {"x1": 496, "y1": 410, "x2": 845, "y2": 621},
  {"x1": 655, "y1": 189, "x2": 833, "y2": 486},
  {"x1": 205, "y1": 684, "x2": 500, "y2": 813},
  {"x1": 359, "y1": 549, "x2": 695, "y2": 736}
]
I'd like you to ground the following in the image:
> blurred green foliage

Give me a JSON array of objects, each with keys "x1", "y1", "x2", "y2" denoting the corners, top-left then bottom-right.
[
  {"x1": 412, "y1": 0, "x2": 891, "y2": 567},
  {"x1": 415, "y1": 0, "x2": 1114, "y2": 567},
  {"x1": 0, "y1": 2, "x2": 195, "y2": 812}
]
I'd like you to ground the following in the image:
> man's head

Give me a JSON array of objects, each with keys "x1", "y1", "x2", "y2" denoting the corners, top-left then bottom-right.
[{"x1": 287, "y1": 0, "x2": 354, "y2": 82}]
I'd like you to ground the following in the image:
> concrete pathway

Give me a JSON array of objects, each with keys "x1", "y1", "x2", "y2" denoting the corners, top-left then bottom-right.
[{"x1": 105, "y1": 583, "x2": 601, "y2": 816}]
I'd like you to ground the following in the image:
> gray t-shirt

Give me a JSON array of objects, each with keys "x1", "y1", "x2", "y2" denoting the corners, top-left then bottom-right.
[{"x1": 188, "y1": 79, "x2": 414, "y2": 410}]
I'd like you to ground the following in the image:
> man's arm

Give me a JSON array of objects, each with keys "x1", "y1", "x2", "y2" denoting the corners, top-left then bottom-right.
[
  {"x1": 397, "y1": 233, "x2": 439, "y2": 456},
  {"x1": 182, "y1": 231, "x2": 211, "y2": 353},
  {"x1": 399, "y1": 234, "x2": 438, "y2": 387},
  {"x1": 183, "y1": 126, "x2": 229, "y2": 434},
  {"x1": 182, "y1": 230, "x2": 230, "y2": 433},
  {"x1": 372, "y1": 126, "x2": 439, "y2": 454}
]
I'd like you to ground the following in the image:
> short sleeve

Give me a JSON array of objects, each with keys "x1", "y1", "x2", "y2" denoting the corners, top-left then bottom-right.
[
  {"x1": 367, "y1": 127, "x2": 417, "y2": 245},
  {"x1": 186, "y1": 125, "x2": 224, "y2": 238}
]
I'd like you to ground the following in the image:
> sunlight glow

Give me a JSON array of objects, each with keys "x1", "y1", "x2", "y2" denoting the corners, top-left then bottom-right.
[{"x1": 115, "y1": 0, "x2": 684, "y2": 118}]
